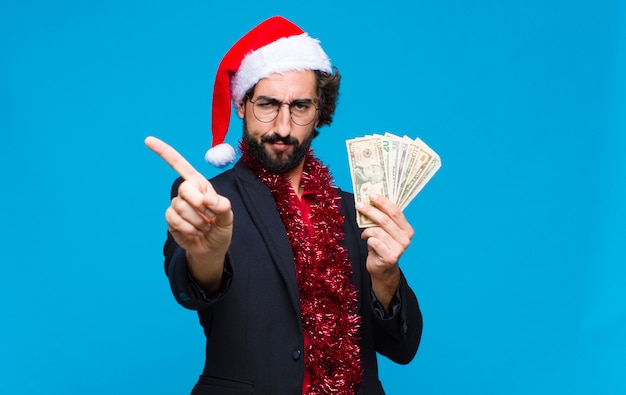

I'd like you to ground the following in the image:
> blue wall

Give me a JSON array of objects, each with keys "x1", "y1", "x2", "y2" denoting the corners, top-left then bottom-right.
[{"x1": 1, "y1": 1, "x2": 624, "y2": 393}]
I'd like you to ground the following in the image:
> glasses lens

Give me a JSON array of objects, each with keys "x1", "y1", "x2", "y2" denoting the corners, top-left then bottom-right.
[
  {"x1": 251, "y1": 99, "x2": 279, "y2": 122},
  {"x1": 251, "y1": 98, "x2": 317, "y2": 125},
  {"x1": 290, "y1": 100, "x2": 317, "y2": 126}
]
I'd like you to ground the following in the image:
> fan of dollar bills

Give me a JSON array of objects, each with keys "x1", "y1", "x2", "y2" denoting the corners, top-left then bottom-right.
[{"x1": 346, "y1": 132, "x2": 441, "y2": 228}]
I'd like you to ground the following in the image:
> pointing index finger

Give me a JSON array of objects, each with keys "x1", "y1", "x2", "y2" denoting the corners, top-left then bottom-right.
[{"x1": 144, "y1": 136, "x2": 201, "y2": 181}]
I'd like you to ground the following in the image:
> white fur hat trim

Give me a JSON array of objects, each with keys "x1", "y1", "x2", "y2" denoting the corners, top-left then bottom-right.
[{"x1": 231, "y1": 33, "x2": 332, "y2": 107}]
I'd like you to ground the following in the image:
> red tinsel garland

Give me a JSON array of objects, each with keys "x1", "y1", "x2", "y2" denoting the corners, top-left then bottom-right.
[{"x1": 241, "y1": 143, "x2": 363, "y2": 394}]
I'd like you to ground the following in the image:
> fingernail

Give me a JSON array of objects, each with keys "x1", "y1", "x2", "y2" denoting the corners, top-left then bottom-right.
[
  {"x1": 205, "y1": 209, "x2": 215, "y2": 218},
  {"x1": 370, "y1": 193, "x2": 379, "y2": 201},
  {"x1": 355, "y1": 202, "x2": 364, "y2": 210}
]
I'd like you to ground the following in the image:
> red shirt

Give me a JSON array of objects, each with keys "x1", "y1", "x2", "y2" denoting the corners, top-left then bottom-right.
[{"x1": 294, "y1": 190, "x2": 314, "y2": 394}]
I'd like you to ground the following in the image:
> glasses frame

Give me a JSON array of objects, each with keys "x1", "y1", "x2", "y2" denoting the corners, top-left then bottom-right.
[{"x1": 248, "y1": 97, "x2": 319, "y2": 126}]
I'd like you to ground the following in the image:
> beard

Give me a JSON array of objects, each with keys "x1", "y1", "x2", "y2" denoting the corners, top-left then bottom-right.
[{"x1": 243, "y1": 123, "x2": 315, "y2": 175}]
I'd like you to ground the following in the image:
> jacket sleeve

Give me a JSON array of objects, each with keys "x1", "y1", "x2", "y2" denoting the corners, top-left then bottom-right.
[
  {"x1": 162, "y1": 177, "x2": 233, "y2": 310},
  {"x1": 370, "y1": 270, "x2": 423, "y2": 364},
  {"x1": 339, "y1": 188, "x2": 423, "y2": 365}
]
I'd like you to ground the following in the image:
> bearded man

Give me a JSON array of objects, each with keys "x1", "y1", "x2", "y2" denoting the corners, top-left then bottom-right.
[{"x1": 146, "y1": 15, "x2": 422, "y2": 395}]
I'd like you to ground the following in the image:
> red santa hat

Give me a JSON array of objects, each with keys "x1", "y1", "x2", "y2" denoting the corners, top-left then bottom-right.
[{"x1": 204, "y1": 16, "x2": 332, "y2": 167}]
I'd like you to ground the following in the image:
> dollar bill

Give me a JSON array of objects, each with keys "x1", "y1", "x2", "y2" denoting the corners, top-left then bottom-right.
[
  {"x1": 346, "y1": 136, "x2": 390, "y2": 227},
  {"x1": 398, "y1": 137, "x2": 441, "y2": 209},
  {"x1": 346, "y1": 132, "x2": 441, "y2": 228}
]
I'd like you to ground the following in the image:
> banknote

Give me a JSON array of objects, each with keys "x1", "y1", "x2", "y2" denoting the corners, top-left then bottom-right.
[
  {"x1": 346, "y1": 132, "x2": 441, "y2": 227},
  {"x1": 346, "y1": 136, "x2": 390, "y2": 227}
]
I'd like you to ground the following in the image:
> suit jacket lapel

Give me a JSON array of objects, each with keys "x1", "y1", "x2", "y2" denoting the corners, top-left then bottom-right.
[{"x1": 232, "y1": 161, "x2": 302, "y2": 319}]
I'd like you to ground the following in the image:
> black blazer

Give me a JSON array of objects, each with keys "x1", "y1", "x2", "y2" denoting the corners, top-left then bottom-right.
[{"x1": 164, "y1": 160, "x2": 422, "y2": 395}]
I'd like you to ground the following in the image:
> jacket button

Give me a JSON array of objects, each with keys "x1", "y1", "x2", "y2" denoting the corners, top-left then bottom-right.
[{"x1": 292, "y1": 349, "x2": 302, "y2": 360}]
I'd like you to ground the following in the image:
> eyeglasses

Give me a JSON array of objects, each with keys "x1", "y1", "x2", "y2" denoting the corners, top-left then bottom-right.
[{"x1": 249, "y1": 97, "x2": 319, "y2": 126}]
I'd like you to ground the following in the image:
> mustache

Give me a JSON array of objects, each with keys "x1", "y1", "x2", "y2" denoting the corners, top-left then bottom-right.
[{"x1": 261, "y1": 134, "x2": 298, "y2": 145}]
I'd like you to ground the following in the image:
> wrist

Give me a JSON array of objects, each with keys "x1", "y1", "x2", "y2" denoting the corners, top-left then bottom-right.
[
  {"x1": 370, "y1": 266, "x2": 401, "y2": 313},
  {"x1": 185, "y1": 251, "x2": 226, "y2": 294}
]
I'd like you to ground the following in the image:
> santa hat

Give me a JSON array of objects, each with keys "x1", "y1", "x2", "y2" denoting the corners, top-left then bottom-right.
[{"x1": 204, "y1": 16, "x2": 332, "y2": 167}]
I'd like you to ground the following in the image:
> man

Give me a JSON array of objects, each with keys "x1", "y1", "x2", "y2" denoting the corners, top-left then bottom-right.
[{"x1": 146, "y1": 16, "x2": 422, "y2": 395}]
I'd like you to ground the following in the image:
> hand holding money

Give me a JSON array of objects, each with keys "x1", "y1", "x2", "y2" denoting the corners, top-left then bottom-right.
[{"x1": 346, "y1": 132, "x2": 441, "y2": 228}]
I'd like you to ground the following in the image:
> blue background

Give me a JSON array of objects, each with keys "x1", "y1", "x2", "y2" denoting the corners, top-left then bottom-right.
[{"x1": 1, "y1": 1, "x2": 625, "y2": 394}]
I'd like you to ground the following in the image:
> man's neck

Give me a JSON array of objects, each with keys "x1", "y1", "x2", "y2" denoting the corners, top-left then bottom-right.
[{"x1": 286, "y1": 162, "x2": 305, "y2": 198}]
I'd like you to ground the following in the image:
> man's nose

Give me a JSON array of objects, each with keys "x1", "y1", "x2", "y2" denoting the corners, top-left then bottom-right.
[{"x1": 275, "y1": 103, "x2": 292, "y2": 137}]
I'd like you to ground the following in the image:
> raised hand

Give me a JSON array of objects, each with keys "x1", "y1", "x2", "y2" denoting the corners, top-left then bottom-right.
[
  {"x1": 145, "y1": 136, "x2": 233, "y2": 292},
  {"x1": 356, "y1": 192, "x2": 414, "y2": 312}
]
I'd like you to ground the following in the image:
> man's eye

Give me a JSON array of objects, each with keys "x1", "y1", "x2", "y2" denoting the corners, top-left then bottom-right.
[
  {"x1": 292, "y1": 101, "x2": 312, "y2": 111},
  {"x1": 256, "y1": 100, "x2": 276, "y2": 108}
]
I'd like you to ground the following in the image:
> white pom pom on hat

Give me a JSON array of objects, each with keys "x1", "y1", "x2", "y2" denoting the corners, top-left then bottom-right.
[
  {"x1": 204, "y1": 16, "x2": 332, "y2": 167},
  {"x1": 204, "y1": 143, "x2": 236, "y2": 168}
]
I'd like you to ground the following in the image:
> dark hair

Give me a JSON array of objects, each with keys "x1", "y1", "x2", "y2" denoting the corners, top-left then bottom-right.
[
  {"x1": 242, "y1": 67, "x2": 341, "y2": 137},
  {"x1": 314, "y1": 67, "x2": 341, "y2": 130}
]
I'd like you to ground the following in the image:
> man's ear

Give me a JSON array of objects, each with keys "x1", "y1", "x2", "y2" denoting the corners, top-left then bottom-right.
[{"x1": 237, "y1": 102, "x2": 245, "y2": 119}]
